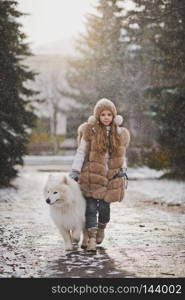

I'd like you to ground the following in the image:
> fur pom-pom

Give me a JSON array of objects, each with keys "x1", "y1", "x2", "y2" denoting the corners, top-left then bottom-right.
[
  {"x1": 88, "y1": 115, "x2": 96, "y2": 125},
  {"x1": 115, "y1": 115, "x2": 123, "y2": 125}
]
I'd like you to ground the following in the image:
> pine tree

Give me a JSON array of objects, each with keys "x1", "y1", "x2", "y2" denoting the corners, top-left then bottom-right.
[
  {"x1": 147, "y1": 0, "x2": 185, "y2": 177},
  {"x1": 126, "y1": 0, "x2": 185, "y2": 177},
  {"x1": 63, "y1": 0, "x2": 128, "y2": 136},
  {"x1": 0, "y1": 0, "x2": 37, "y2": 186}
]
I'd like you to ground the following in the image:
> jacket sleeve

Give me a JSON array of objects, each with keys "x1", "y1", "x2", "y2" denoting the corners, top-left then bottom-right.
[{"x1": 71, "y1": 137, "x2": 87, "y2": 172}]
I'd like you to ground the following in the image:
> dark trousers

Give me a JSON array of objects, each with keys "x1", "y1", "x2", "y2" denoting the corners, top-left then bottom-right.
[{"x1": 85, "y1": 197, "x2": 110, "y2": 228}]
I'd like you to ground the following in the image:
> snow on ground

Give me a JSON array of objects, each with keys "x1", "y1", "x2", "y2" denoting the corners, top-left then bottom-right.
[
  {"x1": 127, "y1": 166, "x2": 185, "y2": 205},
  {"x1": 0, "y1": 163, "x2": 185, "y2": 278},
  {"x1": 129, "y1": 179, "x2": 185, "y2": 205},
  {"x1": 128, "y1": 166, "x2": 164, "y2": 179}
]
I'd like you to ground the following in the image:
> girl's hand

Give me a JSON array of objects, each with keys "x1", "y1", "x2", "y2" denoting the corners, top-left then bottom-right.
[
  {"x1": 69, "y1": 170, "x2": 80, "y2": 182},
  {"x1": 113, "y1": 168, "x2": 128, "y2": 179}
]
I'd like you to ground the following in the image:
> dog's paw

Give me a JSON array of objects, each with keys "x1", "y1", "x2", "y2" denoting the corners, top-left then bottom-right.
[
  {"x1": 65, "y1": 245, "x2": 73, "y2": 251},
  {"x1": 72, "y1": 238, "x2": 80, "y2": 244},
  {"x1": 81, "y1": 244, "x2": 88, "y2": 250}
]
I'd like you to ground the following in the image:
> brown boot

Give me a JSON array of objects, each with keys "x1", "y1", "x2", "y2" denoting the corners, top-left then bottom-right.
[
  {"x1": 96, "y1": 223, "x2": 106, "y2": 244},
  {"x1": 87, "y1": 227, "x2": 97, "y2": 251},
  {"x1": 81, "y1": 228, "x2": 89, "y2": 249}
]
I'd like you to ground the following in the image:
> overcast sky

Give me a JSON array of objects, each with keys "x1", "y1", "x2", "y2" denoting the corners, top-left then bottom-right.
[
  {"x1": 18, "y1": 0, "x2": 134, "y2": 48},
  {"x1": 18, "y1": 0, "x2": 97, "y2": 48}
]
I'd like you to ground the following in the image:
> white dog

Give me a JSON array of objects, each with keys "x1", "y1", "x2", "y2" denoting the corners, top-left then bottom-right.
[{"x1": 44, "y1": 173, "x2": 88, "y2": 250}]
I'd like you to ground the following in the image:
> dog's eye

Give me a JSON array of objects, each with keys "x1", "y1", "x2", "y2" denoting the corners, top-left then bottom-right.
[{"x1": 53, "y1": 192, "x2": 58, "y2": 194}]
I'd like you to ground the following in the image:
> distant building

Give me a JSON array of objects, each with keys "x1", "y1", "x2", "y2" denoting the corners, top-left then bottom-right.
[{"x1": 25, "y1": 54, "x2": 82, "y2": 137}]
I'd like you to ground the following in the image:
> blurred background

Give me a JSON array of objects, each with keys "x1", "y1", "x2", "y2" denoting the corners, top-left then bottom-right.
[{"x1": 0, "y1": 0, "x2": 185, "y2": 187}]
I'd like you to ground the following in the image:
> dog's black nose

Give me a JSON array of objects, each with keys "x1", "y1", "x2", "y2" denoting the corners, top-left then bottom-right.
[{"x1": 46, "y1": 198, "x2": 51, "y2": 204}]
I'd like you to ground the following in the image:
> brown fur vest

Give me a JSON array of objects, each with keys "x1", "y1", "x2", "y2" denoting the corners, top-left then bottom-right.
[{"x1": 78, "y1": 123, "x2": 130, "y2": 203}]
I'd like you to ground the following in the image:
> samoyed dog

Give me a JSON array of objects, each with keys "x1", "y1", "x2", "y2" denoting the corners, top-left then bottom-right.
[{"x1": 44, "y1": 173, "x2": 88, "y2": 251}]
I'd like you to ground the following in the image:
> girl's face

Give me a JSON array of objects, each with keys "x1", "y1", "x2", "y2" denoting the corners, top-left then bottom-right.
[{"x1": 99, "y1": 110, "x2": 113, "y2": 126}]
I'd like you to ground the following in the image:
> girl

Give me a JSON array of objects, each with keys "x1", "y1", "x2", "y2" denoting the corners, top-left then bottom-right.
[{"x1": 69, "y1": 98, "x2": 130, "y2": 251}]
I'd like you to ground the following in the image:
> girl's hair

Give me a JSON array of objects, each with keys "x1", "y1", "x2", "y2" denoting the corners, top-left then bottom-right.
[{"x1": 94, "y1": 120, "x2": 121, "y2": 153}]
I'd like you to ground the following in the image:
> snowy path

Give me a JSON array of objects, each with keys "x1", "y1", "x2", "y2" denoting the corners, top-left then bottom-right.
[{"x1": 0, "y1": 165, "x2": 185, "y2": 278}]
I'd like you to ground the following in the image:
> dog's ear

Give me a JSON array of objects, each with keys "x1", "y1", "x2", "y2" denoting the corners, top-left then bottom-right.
[{"x1": 63, "y1": 174, "x2": 68, "y2": 185}]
